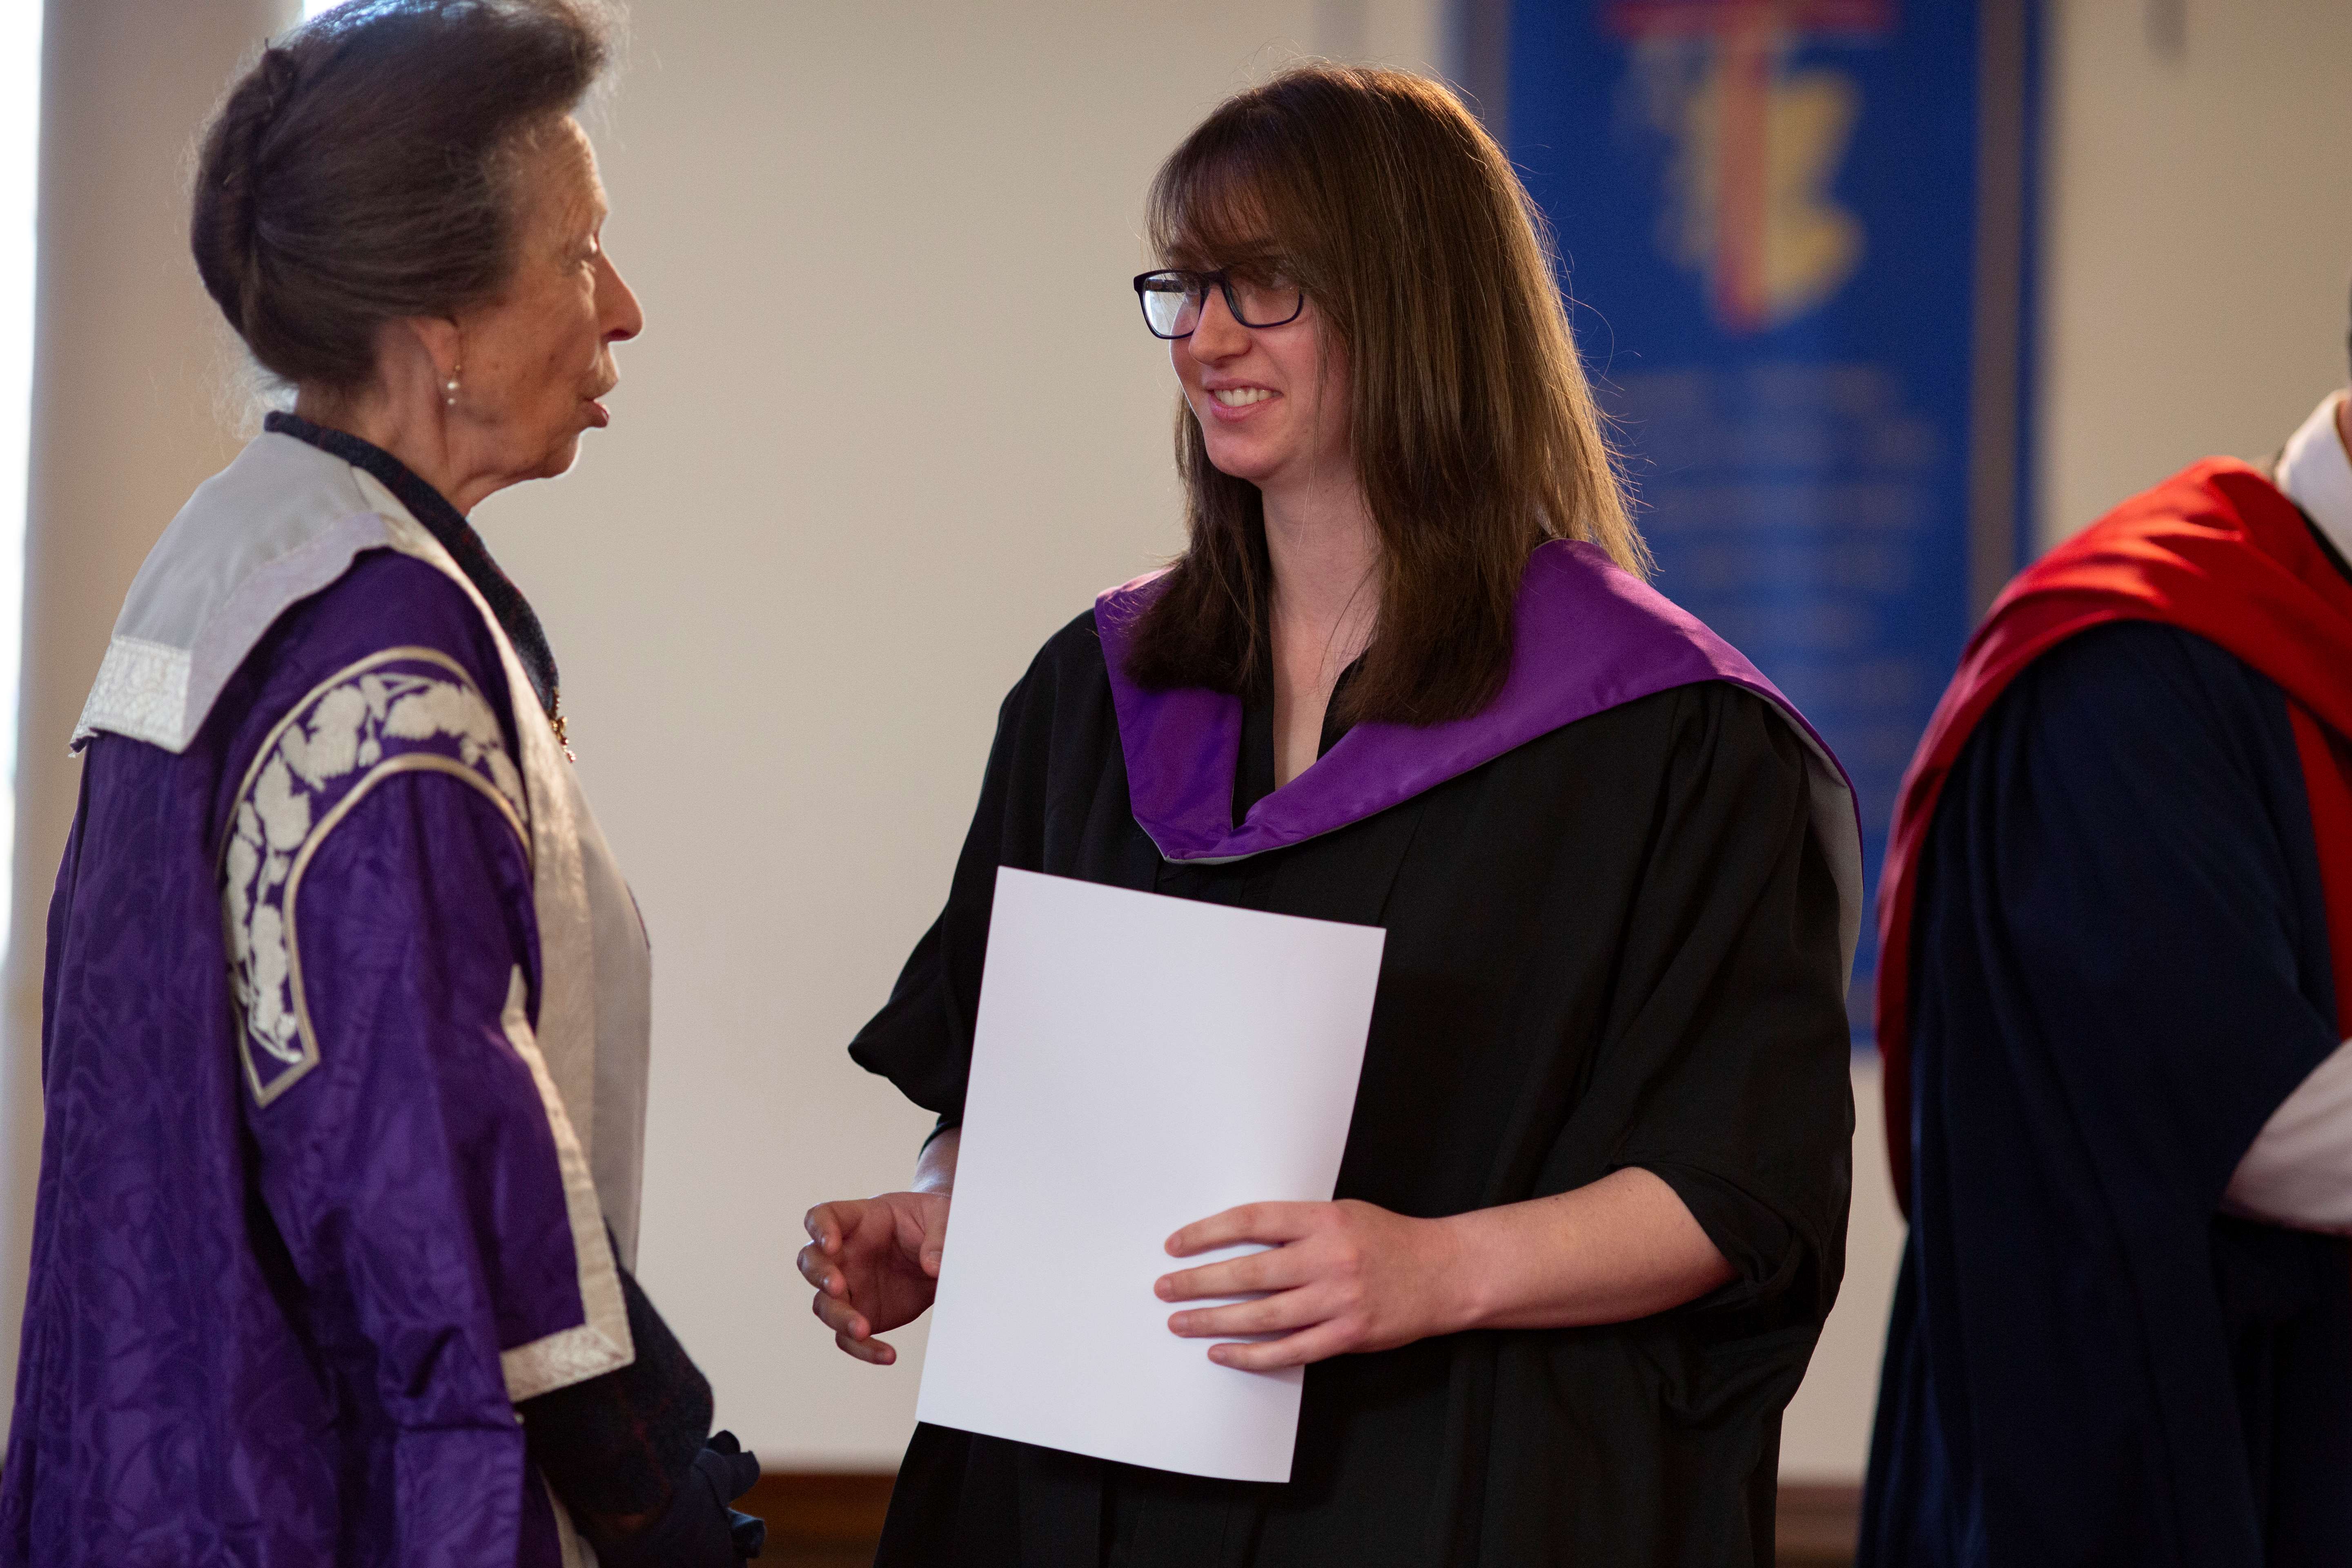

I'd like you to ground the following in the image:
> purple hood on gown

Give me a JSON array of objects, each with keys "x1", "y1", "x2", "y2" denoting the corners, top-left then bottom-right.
[{"x1": 1095, "y1": 539, "x2": 1866, "y2": 972}]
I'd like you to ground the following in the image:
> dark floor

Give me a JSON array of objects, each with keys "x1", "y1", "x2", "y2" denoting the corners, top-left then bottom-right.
[
  {"x1": 747, "y1": 1474, "x2": 1862, "y2": 1567},
  {"x1": 1775, "y1": 1484, "x2": 1865, "y2": 1567},
  {"x1": 742, "y1": 1473, "x2": 893, "y2": 1567}
]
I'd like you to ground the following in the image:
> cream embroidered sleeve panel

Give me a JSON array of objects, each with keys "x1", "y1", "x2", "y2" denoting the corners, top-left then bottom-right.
[
  {"x1": 223, "y1": 646, "x2": 530, "y2": 1109},
  {"x1": 218, "y1": 636, "x2": 634, "y2": 1399}
]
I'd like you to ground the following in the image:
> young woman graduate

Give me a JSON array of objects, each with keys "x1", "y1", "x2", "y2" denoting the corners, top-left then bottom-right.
[
  {"x1": 0, "y1": 4, "x2": 759, "y2": 1564},
  {"x1": 802, "y1": 66, "x2": 1862, "y2": 1567},
  {"x1": 1862, "y1": 375, "x2": 2352, "y2": 1561}
]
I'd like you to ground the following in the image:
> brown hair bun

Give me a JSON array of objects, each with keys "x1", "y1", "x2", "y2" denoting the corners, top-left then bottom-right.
[{"x1": 190, "y1": 0, "x2": 612, "y2": 390}]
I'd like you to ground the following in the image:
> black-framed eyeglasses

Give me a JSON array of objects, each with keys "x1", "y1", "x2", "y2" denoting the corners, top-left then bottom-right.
[{"x1": 1133, "y1": 268, "x2": 1306, "y2": 339}]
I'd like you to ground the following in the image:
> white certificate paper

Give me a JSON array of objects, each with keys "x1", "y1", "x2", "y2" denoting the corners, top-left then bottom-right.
[{"x1": 914, "y1": 867, "x2": 1386, "y2": 1482}]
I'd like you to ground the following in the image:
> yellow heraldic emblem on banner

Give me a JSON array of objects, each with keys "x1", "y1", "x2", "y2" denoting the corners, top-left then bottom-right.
[{"x1": 1616, "y1": 0, "x2": 1891, "y2": 334}]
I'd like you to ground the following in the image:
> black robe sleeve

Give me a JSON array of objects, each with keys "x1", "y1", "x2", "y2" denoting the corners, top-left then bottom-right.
[
  {"x1": 1595, "y1": 681, "x2": 1851, "y2": 1321},
  {"x1": 1460, "y1": 681, "x2": 1852, "y2": 1568},
  {"x1": 1861, "y1": 620, "x2": 2352, "y2": 1568},
  {"x1": 517, "y1": 1265, "x2": 709, "y2": 1520}
]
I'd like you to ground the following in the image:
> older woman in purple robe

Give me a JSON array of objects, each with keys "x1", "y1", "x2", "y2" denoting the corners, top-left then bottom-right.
[{"x1": 0, "y1": 4, "x2": 758, "y2": 1565}]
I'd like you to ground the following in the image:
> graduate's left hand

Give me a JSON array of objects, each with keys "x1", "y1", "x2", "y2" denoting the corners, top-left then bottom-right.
[{"x1": 1156, "y1": 1200, "x2": 1468, "y2": 1370}]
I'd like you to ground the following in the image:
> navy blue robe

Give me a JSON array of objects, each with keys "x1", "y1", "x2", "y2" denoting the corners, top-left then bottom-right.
[{"x1": 1861, "y1": 619, "x2": 2352, "y2": 1566}]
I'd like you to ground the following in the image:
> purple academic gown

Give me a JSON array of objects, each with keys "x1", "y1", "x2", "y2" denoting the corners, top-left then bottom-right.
[{"x1": 0, "y1": 547, "x2": 590, "y2": 1564}]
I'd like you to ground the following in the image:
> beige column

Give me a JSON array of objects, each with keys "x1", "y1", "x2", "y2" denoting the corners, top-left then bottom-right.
[{"x1": 0, "y1": 0, "x2": 293, "y2": 1425}]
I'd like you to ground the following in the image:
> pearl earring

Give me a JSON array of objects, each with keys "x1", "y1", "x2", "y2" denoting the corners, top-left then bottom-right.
[{"x1": 443, "y1": 366, "x2": 461, "y2": 408}]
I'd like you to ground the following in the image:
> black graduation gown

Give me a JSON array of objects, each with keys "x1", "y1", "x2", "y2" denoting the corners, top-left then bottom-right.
[
  {"x1": 1860, "y1": 619, "x2": 2352, "y2": 1567},
  {"x1": 852, "y1": 612, "x2": 1855, "y2": 1567}
]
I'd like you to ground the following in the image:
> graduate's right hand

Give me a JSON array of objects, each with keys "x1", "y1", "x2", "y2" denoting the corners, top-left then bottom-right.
[{"x1": 798, "y1": 1191, "x2": 949, "y2": 1366}]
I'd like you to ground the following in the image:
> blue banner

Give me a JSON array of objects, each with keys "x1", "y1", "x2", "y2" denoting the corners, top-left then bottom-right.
[{"x1": 1504, "y1": 0, "x2": 2038, "y2": 1040}]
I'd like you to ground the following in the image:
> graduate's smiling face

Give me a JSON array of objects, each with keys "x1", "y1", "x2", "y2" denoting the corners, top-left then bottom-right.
[
  {"x1": 447, "y1": 118, "x2": 644, "y2": 487},
  {"x1": 1170, "y1": 265, "x2": 1351, "y2": 494}
]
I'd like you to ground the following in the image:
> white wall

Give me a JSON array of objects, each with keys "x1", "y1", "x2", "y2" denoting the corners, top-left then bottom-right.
[
  {"x1": 551, "y1": 0, "x2": 2351, "y2": 1483},
  {"x1": 471, "y1": 0, "x2": 1442, "y2": 1469},
  {"x1": 12, "y1": 0, "x2": 2348, "y2": 1488},
  {"x1": 499, "y1": 0, "x2": 1906, "y2": 1478},
  {"x1": 1781, "y1": 1061, "x2": 1900, "y2": 1479},
  {"x1": 2037, "y1": 0, "x2": 2352, "y2": 546},
  {"x1": 2, "y1": 0, "x2": 281, "y2": 1422}
]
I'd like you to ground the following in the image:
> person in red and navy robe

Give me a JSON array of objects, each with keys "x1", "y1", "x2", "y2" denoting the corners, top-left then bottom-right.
[{"x1": 1861, "y1": 350, "x2": 2352, "y2": 1564}]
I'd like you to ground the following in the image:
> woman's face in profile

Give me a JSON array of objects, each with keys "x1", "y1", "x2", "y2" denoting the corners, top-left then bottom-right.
[
  {"x1": 455, "y1": 116, "x2": 644, "y2": 483},
  {"x1": 1172, "y1": 274, "x2": 1349, "y2": 493}
]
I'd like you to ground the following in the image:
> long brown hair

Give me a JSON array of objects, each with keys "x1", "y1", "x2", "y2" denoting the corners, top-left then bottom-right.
[{"x1": 1120, "y1": 64, "x2": 1644, "y2": 726}]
